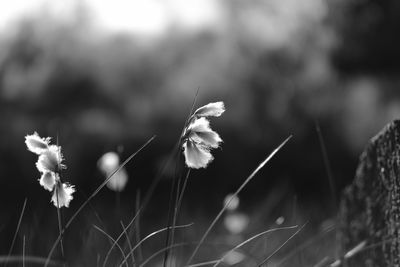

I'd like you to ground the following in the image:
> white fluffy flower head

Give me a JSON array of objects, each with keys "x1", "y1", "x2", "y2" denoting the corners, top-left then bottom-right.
[
  {"x1": 25, "y1": 132, "x2": 75, "y2": 208},
  {"x1": 182, "y1": 102, "x2": 225, "y2": 169}
]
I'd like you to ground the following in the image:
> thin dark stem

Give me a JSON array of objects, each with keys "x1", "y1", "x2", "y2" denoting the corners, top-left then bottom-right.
[
  {"x1": 177, "y1": 169, "x2": 191, "y2": 213},
  {"x1": 163, "y1": 149, "x2": 182, "y2": 267},
  {"x1": 134, "y1": 190, "x2": 143, "y2": 262},
  {"x1": 315, "y1": 121, "x2": 337, "y2": 210},
  {"x1": 315, "y1": 121, "x2": 338, "y2": 259},
  {"x1": 22, "y1": 235, "x2": 25, "y2": 267},
  {"x1": 56, "y1": 193, "x2": 65, "y2": 259},
  {"x1": 5, "y1": 198, "x2": 27, "y2": 267},
  {"x1": 55, "y1": 135, "x2": 65, "y2": 260},
  {"x1": 164, "y1": 89, "x2": 200, "y2": 267}
]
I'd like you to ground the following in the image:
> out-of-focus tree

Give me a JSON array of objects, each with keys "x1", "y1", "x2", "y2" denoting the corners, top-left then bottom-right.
[{"x1": 331, "y1": 0, "x2": 400, "y2": 73}]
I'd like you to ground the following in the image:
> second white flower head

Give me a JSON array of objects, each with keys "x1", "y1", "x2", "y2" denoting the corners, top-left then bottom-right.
[{"x1": 182, "y1": 101, "x2": 225, "y2": 169}]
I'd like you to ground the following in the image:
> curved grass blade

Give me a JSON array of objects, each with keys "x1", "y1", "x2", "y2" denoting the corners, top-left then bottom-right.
[
  {"x1": 213, "y1": 225, "x2": 298, "y2": 267},
  {"x1": 45, "y1": 136, "x2": 156, "y2": 267},
  {"x1": 185, "y1": 135, "x2": 292, "y2": 265},
  {"x1": 103, "y1": 212, "x2": 140, "y2": 267},
  {"x1": 120, "y1": 221, "x2": 135, "y2": 267},
  {"x1": 119, "y1": 223, "x2": 194, "y2": 267},
  {"x1": 276, "y1": 224, "x2": 335, "y2": 267},
  {"x1": 139, "y1": 243, "x2": 187, "y2": 267},
  {"x1": 257, "y1": 222, "x2": 307, "y2": 266},
  {"x1": 5, "y1": 198, "x2": 27, "y2": 267},
  {"x1": 93, "y1": 225, "x2": 128, "y2": 267}
]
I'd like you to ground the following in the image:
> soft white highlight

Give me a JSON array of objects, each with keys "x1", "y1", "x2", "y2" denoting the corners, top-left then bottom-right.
[
  {"x1": 224, "y1": 212, "x2": 249, "y2": 234},
  {"x1": 106, "y1": 169, "x2": 128, "y2": 192},
  {"x1": 224, "y1": 193, "x2": 240, "y2": 211},
  {"x1": 97, "y1": 151, "x2": 129, "y2": 192},
  {"x1": 98, "y1": 152, "x2": 119, "y2": 174}
]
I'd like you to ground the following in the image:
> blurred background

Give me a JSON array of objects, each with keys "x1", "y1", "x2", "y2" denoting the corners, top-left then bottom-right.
[{"x1": 0, "y1": 0, "x2": 399, "y2": 265}]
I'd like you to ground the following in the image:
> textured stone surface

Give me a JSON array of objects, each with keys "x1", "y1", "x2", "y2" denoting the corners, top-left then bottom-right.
[{"x1": 339, "y1": 120, "x2": 400, "y2": 266}]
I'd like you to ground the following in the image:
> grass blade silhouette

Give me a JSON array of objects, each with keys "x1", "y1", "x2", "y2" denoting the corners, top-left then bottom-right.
[
  {"x1": 92, "y1": 225, "x2": 128, "y2": 267},
  {"x1": 45, "y1": 136, "x2": 156, "y2": 267},
  {"x1": 213, "y1": 225, "x2": 298, "y2": 267},
  {"x1": 120, "y1": 223, "x2": 194, "y2": 267},
  {"x1": 185, "y1": 135, "x2": 292, "y2": 265},
  {"x1": 258, "y1": 222, "x2": 307, "y2": 266},
  {"x1": 5, "y1": 198, "x2": 27, "y2": 267}
]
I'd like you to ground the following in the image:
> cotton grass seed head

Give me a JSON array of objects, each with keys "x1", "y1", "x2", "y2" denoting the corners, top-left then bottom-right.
[
  {"x1": 25, "y1": 132, "x2": 75, "y2": 208},
  {"x1": 182, "y1": 101, "x2": 225, "y2": 169},
  {"x1": 51, "y1": 182, "x2": 75, "y2": 208},
  {"x1": 25, "y1": 132, "x2": 50, "y2": 155}
]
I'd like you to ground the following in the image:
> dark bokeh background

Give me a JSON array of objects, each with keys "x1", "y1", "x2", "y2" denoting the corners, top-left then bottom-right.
[{"x1": 0, "y1": 0, "x2": 399, "y2": 265}]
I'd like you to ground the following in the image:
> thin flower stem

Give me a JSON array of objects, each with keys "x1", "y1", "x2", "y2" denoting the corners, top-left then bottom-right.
[
  {"x1": 168, "y1": 168, "x2": 191, "y2": 266},
  {"x1": 56, "y1": 187, "x2": 65, "y2": 259},
  {"x1": 177, "y1": 169, "x2": 191, "y2": 216},
  {"x1": 22, "y1": 236, "x2": 26, "y2": 267},
  {"x1": 163, "y1": 149, "x2": 182, "y2": 267},
  {"x1": 164, "y1": 89, "x2": 200, "y2": 267},
  {"x1": 5, "y1": 198, "x2": 27, "y2": 267},
  {"x1": 45, "y1": 136, "x2": 156, "y2": 267},
  {"x1": 185, "y1": 136, "x2": 292, "y2": 265},
  {"x1": 315, "y1": 121, "x2": 337, "y2": 210},
  {"x1": 55, "y1": 135, "x2": 65, "y2": 260},
  {"x1": 134, "y1": 190, "x2": 143, "y2": 262}
]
